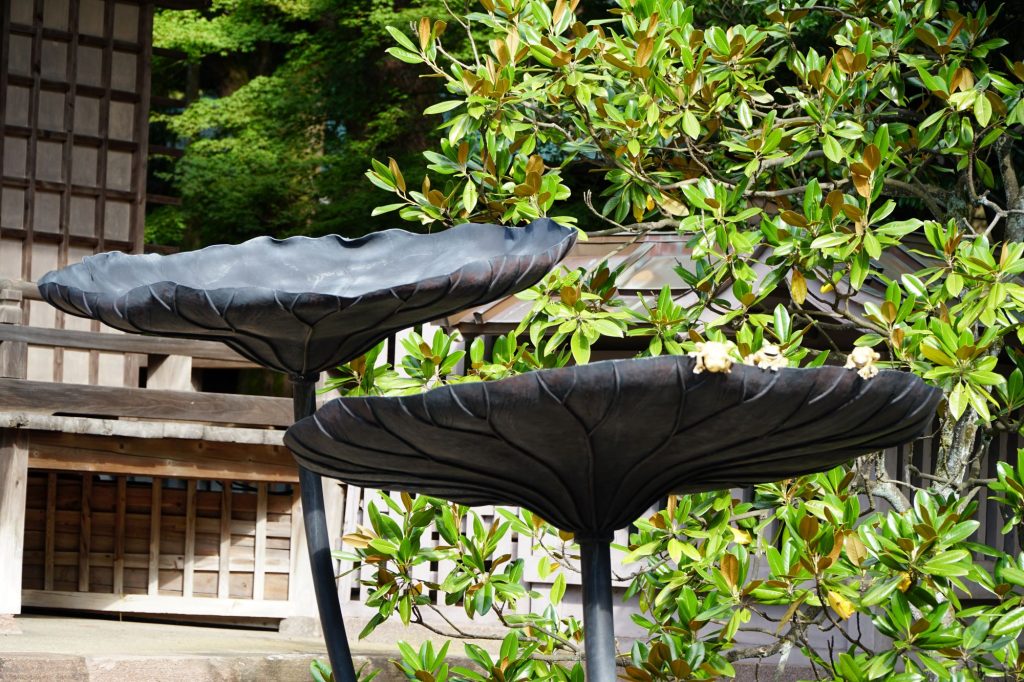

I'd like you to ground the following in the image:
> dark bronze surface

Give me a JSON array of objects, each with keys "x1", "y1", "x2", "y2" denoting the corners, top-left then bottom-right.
[
  {"x1": 38, "y1": 219, "x2": 576, "y2": 379},
  {"x1": 36, "y1": 218, "x2": 577, "y2": 682},
  {"x1": 286, "y1": 355, "x2": 941, "y2": 537}
]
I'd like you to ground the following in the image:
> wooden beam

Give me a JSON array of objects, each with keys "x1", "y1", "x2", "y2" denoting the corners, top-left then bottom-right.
[
  {"x1": 21, "y1": 590, "x2": 293, "y2": 618},
  {"x1": 23, "y1": 550, "x2": 293, "y2": 574},
  {"x1": 27, "y1": 437, "x2": 298, "y2": 484},
  {"x1": 0, "y1": 431, "x2": 28, "y2": 614},
  {"x1": 0, "y1": 323, "x2": 254, "y2": 364},
  {"x1": 28, "y1": 447, "x2": 298, "y2": 484},
  {"x1": 0, "y1": 378, "x2": 292, "y2": 426}
]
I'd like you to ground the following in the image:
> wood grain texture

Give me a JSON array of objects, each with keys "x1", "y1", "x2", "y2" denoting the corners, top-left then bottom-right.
[
  {"x1": 0, "y1": 431, "x2": 28, "y2": 613},
  {"x1": 287, "y1": 355, "x2": 942, "y2": 537},
  {"x1": 0, "y1": 323, "x2": 252, "y2": 362},
  {"x1": 0, "y1": 377, "x2": 291, "y2": 425}
]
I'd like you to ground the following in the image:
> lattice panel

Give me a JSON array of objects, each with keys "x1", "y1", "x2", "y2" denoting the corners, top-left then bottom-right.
[
  {"x1": 1, "y1": 0, "x2": 152, "y2": 387},
  {"x1": 22, "y1": 471, "x2": 297, "y2": 610}
]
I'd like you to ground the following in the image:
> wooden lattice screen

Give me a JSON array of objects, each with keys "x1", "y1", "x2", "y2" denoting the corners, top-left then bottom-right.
[
  {"x1": 22, "y1": 470, "x2": 301, "y2": 618},
  {"x1": 1, "y1": 0, "x2": 152, "y2": 387}
]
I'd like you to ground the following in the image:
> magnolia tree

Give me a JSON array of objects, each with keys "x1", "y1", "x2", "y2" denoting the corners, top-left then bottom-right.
[{"x1": 316, "y1": 0, "x2": 1024, "y2": 679}]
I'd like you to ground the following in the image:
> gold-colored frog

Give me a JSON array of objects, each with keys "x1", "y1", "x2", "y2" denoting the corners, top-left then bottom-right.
[
  {"x1": 845, "y1": 346, "x2": 880, "y2": 380},
  {"x1": 689, "y1": 341, "x2": 736, "y2": 374},
  {"x1": 743, "y1": 343, "x2": 788, "y2": 371}
]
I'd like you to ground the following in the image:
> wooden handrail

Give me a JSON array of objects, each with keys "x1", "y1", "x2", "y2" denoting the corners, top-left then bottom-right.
[
  {"x1": 0, "y1": 279, "x2": 40, "y2": 301},
  {"x1": 0, "y1": 323, "x2": 253, "y2": 364},
  {"x1": 0, "y1": 378, "x2": 291, "y2": 427}
]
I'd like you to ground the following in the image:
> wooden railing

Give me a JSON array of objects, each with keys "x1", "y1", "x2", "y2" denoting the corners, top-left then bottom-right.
[
  {"x1": 0, "y1": 280, "x2": 319, "y2": 624},
  {"x1": 0, "y1": 279, "x2": 290, "y2": 428}
]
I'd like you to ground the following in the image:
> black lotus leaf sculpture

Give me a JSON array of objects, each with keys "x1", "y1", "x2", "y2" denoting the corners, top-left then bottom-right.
[
  {"x1": 38, "y1": 219, "x2": 576, "y2": 378},
  {"x1": 286, "y1": 355, "x2": 941, "y2": 537}
]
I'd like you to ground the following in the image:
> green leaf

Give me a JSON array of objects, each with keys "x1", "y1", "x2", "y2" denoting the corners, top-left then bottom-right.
[
  {"x1": 921, "y1": 549, "x2": 970, "y2": 576},
  {"x1": 946, "y1": 273, "x2": 964, "y2": 297},
  {"x1": 385, "y1": 25, "x2": 419, "y2": 53},
  {"x1": 371, "y1": 203, "x2": 406, "y2": 216},
  {"x1": 860, "y1": 575, "x2": 903, "y2": 606},
  {"x1": 975, "y1": 92, "x2": 993, "y2": 127},
  {"x1": 385, "y1": 47, "x2": 424, "y2": 64},
  {"x1": 570, "y1": 330, "x2": 591, "y2": 364},
  {"x1": 991, "y1": 607, "x2": 1024, "y2": 637},
  {"x1": 550, "y1": 572, "x2": 566, "y2": 606},
  {"x1": 901, "y1": 274, "x2": 928, "y2": 298},
  {"x1": 811, "y1": 233, "x2": 853, "y2": 249},
  {"x1": 737, "y1": 100, "x2": 753, "y2": 129},
  {"x1": 424, "y1": 100, "x2": 464, "y2": 115},
  {"x1": 822, "y1": 135, "x2": 844, "y2": 163},
  {"x1": 682, "y1": 111, "x2": 701, "y2": 139}
]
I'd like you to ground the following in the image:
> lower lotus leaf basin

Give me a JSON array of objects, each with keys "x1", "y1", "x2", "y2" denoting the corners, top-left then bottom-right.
[
  {"x1": 37, "y1": 219, "x2": 575, "y2": 378},
  {"x1": 286, "y1": 355, "x2": 941, "y2": 536}
]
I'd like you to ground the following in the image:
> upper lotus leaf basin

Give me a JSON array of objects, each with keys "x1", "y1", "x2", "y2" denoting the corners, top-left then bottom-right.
[
  {"x1": 286, "y1": 355, "x2": 941, "y2": 537},
  {"x1": 38, "y1": 219, "x2": 576, "y2": 378}
]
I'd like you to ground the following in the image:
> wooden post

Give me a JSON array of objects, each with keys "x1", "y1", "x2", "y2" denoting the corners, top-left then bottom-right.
[
  {"x1": 0, "y1": 430, "x2": 29, "y2": 623},
  {"x1": 253, "y1": 483, "x2": 267, "y2": 601},
  {"x1": 281, "y1": 485, "x2": 317, "y2": 635},
  {"x1": 183, "y1": 480, "x2": 196, "y2": 598},
  {"x1": 146, "y1": 354, "x2": 194, "y2": 391},
  {"x1": 113, "y1": 476, "x2": 126, "y2": 595},
  {"x1": 44, "y1": 472, "x2": 55, "y2": 590},
  {"x1": 0, "y1": 288, "x2": 27, "y2": 379},
  {"x1": 281, "y1": 478, "x2": 345, "y2": 635},
  {"x1": 218, "y1": 480, "x2": 232, "y2": 599},
  {"x1": 147, "y1": 479, "x2": 162, "y2": 596},
  {"x1": 78, "y1": 475, "x2": 92, "y2": 592}
]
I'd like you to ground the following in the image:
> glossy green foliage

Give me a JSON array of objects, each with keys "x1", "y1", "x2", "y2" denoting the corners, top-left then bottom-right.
[{"x1": 317, "y1": 0, "x2": 1024, "y2": 678}]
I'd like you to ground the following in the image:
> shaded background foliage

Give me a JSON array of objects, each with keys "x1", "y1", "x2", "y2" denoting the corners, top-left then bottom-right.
[
  {"x1": 149, "y1": 0, "x2": 469, "y2": 246},
  {"x1": 146, "y1": 0, "x2": 1024, "y2": 249}
]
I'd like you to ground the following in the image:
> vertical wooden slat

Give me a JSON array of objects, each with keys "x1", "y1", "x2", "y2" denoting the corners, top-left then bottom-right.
[
  {"x1": 147, "y1": 476, "x2": 161, "y2": 596},
  {"x1": 0, "y1": 0, "x2": 9, "y2": 174},
  {"x1": 50, "y1": 0, "x2": 80, "y2": 384},
  {"x1": 113, "y1": 475, "x2": 125, "y2": 594},
  {"x1": 93, "y1": 0, "x2": 113, "y2": 255},
  {"x1": 20, "y1": 0, "x2": 44, "y2": 290},
  {"x1": 337, "y1": 484, "x2": 362, "y2": 603},
  {"x1": 217, "y1": 479, "x2": 231, "y2": 599},
  {"x1": 44, "y1": 471, "x2": 56, "y2": 590},
  {"x1": 253, "y1": 482, "x2": 267, "y2": 601},
  {"x1": 183, "y1": 479, "x2": 196, "y2": 598},
  {"x1": 87, "y1": 0, "x2": 117, "y2": 382},
  {"x1": 78, "y1": 473, "x2": 91, "y2": 592},
  {"x1": 0, "y1": 432, "x2": 28, "y2": 615},
  {"x1": 287, "y1": 484, "x2": 317, "y2": 618},
  {"x1": 130, "y1": 2, "x2": 152, "y2": 254}
]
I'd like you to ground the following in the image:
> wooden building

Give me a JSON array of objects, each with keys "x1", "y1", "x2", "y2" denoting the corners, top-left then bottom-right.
[{"x1": 0, "y1": 0, "x2": 331, "y2": 631}]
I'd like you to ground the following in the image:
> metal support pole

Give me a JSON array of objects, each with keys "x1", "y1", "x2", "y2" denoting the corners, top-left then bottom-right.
[
  {"x1": 293, "y1": 379, "x2": 358, "y2": 682},
  {"x1": 580, "y1": 538, "x2": 617, "y2": 682}
]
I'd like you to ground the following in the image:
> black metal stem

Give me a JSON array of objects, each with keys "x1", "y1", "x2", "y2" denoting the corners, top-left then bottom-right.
[
  {"x1": 580, "y1": 539, "x2": 617, "y2": 682},
  {"x1": 293, "y1": 379, "x2": 358, "y2": 682}
]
